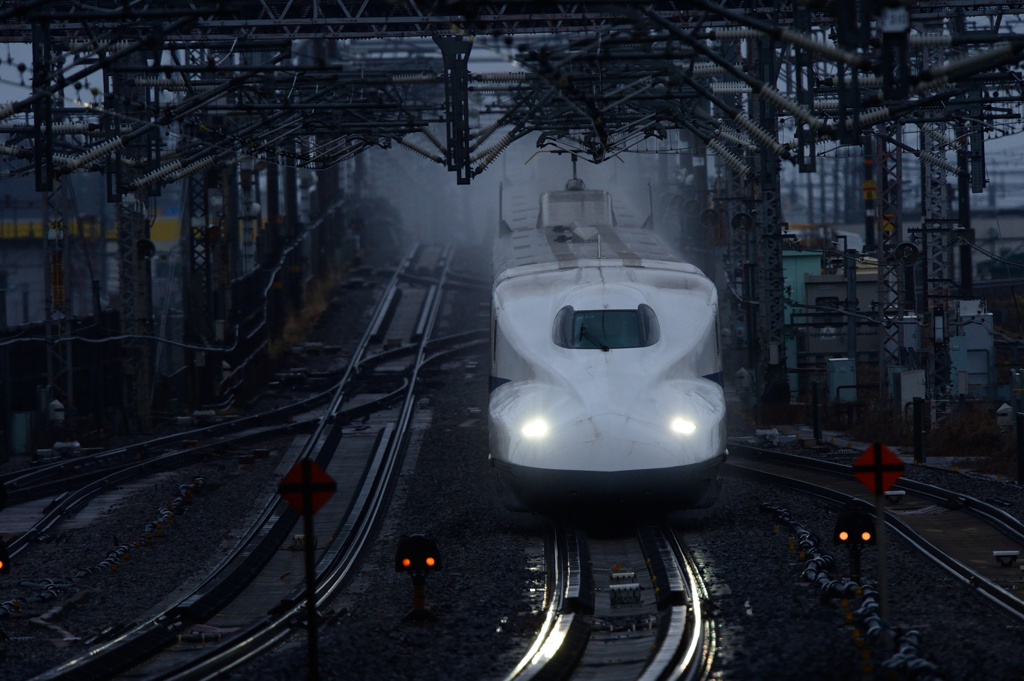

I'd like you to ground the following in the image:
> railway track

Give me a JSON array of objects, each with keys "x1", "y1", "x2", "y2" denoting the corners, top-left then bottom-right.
[
  {"x1": 726, "y1": 441, "x2": 1024, "y2": 622},
  {"x1": 17, "y1": 244, "x2": 478, "y2": 680},
  {"x1": 507, "y1": 522, "x2": 714, "y2": 681}
]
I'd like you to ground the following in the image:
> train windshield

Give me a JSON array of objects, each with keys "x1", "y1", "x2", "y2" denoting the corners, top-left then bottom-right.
[{"x1": 552, "y1": 305, "x2": 660, "y2": 349}]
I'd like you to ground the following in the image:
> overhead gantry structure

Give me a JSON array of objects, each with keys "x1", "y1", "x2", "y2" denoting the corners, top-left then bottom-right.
[{"x1": 0, "y1": 0, "x2": 1022, "y2": 428}]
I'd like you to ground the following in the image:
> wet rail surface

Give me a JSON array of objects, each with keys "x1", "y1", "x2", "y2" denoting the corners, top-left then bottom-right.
[{"x1": 506, "y1": 522, "x2": 714, "y2": 681}]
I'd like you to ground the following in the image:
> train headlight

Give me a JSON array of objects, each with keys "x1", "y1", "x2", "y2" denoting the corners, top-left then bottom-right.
[
  {"x1": 521, "y1": 418, "x2": 549, "y2": 439},
  {"x1": 671, "y1": 417, "x2": 697, "y2": 435}
]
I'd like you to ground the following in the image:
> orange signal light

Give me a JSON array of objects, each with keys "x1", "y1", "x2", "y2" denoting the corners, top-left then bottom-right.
[
  {"x1": 425, "y1": 556, "x2": 435, "y2": 567},
  {"x1": 402, "y1": 558, "x2": 411, "y2": 567},
  {"x1": 0, "y1": 560, "x2": 4, "y2": 570},
  {"x1": 861, "y1": 531, "x2": 871, "y2": 542},
  {"x1": 838, "y1": 531, "x2": 849, "y2": 541}
]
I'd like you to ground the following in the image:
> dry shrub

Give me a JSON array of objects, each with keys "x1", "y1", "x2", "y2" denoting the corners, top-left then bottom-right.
[
  {"x1": 847, "y1": 406, "x2": 912, "y2": 446},
  {"x1": 269, "y1": 271, "x2": 339, "y2": 358},
  {"x1": 927, "y1": 404, "x2": 1015, "y2": 475}
]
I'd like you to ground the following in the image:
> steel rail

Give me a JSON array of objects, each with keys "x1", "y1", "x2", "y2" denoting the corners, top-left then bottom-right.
[
  {"x1": 7, "y1": 420, "x2": 313, "y2": 558},
  {"x1": 30, "y1": 246, "x2": 422, "y2": 681},
  {"x1": 502, "y1": 521, "x2": 587, "y2": 681},
  {"x1": 1, "y1": 320, "x2": 482, "y2": 511},
  {"x1": 146, "y1": 246, "x2": 458, "y2": 681},
  {"x1": 728, "y1": 443, "x2": 1024, "y2": 547},
  {"x1": 505, "y1": 522, "x2": 714, "y2": 681},
  {"x1": 666, "y1": 526, "x2": 716, "y2": 681},
  {"x1": 725, "y1": 444, "x2": 1024, "y2": 623}
]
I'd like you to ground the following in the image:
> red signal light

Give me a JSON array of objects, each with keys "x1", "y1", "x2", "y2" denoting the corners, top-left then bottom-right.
[
  {"x1": 425, "y1": 557, "x2": 435, "y2": 567},
  {"x1": 402, "y1": 558, "x2": 411, "y2": 567}
]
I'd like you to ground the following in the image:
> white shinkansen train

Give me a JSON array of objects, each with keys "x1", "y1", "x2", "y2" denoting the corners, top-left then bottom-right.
[{"x1": 488, "y1": 178, "x2": 725, "y2": 513}]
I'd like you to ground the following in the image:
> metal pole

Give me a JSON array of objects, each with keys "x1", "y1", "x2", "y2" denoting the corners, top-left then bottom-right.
[
  {"x1": 301, "y1": 459, "x2": 320, "y2": 681},
  {"x1": 1017, "y1": 413, "x2": 1024, "y2": 485},
  {"x1": 863, "y1": 136, "x2": 876, "y2": 252},
  {"x1": 845, "y1": 249, "x2": 857, "y2": 360},
  {"x1": 812, "y1": 380, "x2": 822, "y2": 442},
  {"x1": 849, "y1": 545, "x2": 861, "y2": 585},
  {"x1": 872, "y1": 442, "x2": 890, "y2": 645},
  {"x1": 957, "y1": 124, "x2": 973, "y2": 299},
  {"x1": 914, "y1": 397, "x2": 925, "y2": 464}
]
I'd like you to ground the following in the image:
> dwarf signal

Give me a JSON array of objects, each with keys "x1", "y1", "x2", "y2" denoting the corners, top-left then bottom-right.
[
  {"x1": 834, "y1": 510, "x2": 876, "y2": 546},
  {"x1": 395, "y1": 535, "x2": 441, "y2": 622}
]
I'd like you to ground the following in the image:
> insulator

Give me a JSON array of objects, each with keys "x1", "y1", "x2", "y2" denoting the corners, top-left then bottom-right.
[
  {"x1": 133, "y1": 78, "x2": 217, "y2": 92},
  {"x1": 716, "y1": 128, "x2": 757, "y2": 150},
  {"x1": 0, "y1": 102, "x2": 14, "y2": 123},
  {"x1": 0, "y1": 144, "x2": 26, "y2": 158},
  {"x1": 131, "y1": 160, "x2": 183, "y2": 189},
  {"x1": 390, "y1": 73, "x2": 438, "y2": 84},
  {"x1": 845, "y1": 107, "x2": 891, "y2": 129},
  {"x1": 472, "y1": 133, "x2": 514, "y2": 175},
  {"x1": 842, "y1": 75, "x2": 881, "y2": 87},
  {"x1": 168, "y1": 155, "x2": 217, "y2": 183},
  {"x1": 688, "y1": 62, "x2": 725, "y2": 76},
  {"x1": 65, "y1": 136, "x2": 123, "y2": 171},
  {"x1": 421, "y1": 128, "x2": 446, "y2": 154},
  {"x1": 909, "y1": 34, "x2": 953, "y2": 47},
  {"x1": 928, "y1": 43, "x2": 1014, "y2": 79},
  {"x1": 919, "y1": 151, "x2": 959, "y2": 175},
  {"x1": 815, "y1": 99, "x2": 839, "y2": 111},
  {"x1": 397, "y1": 138, "x2": 444, "y2": 163},
  {"x1": 711, "y1": 28, "x2": 762, "y2": 41},
  {"x1": 707, "y1": 138, "x2": 752, "y2": 177},
  {"x1": 733, "y1": 112, "x2": 786, "y2": 156},
  {"x1": 780, "y1": 29, "x2": 865, "y2": 68},
  {"x1": 50, "y1": 123, "x2": 94, "y2": 134},
  {"x1": 471, "y1": 120, "x2": 507, "y2": 150},
  {"x1": 921, "y1": 124, "x2": 962, "y2": 150},
  {"x1": 473, "y1": 72, "x2": 528, "y2": 83},
  {"x1": 759, "y1": 85, "x2": 823, "y2": 129},
  {"x1": 710, "y1": 82, "x2": 751, "y2": 95},
  {"x1": 910, "y1": 76, "x2": 949, "y2": 95},
  {"x1": 470, "y1": 132, "x2": 513, "y2": 165},
  {"x1": 860, "y1": 107, "x2": 891, "y2": 126}
]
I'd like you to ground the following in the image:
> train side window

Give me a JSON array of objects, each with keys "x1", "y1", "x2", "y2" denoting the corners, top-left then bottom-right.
[
  {"x1": 638, "y1": 304, "x2": 660, "y2": 346},
  {"x1": 552, "y1": 305, "x2": 575, "y2": 348}
]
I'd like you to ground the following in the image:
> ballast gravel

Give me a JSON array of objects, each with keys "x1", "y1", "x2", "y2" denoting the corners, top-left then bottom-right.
[
  {"x1": 231, "y1": 251, "x2": 550, "y2": 681},
  {"x1": 0, "y1": 443, "x2": 291, "y2": 679},
  {"x1": 685, "y1": 477, "x2": 1024, "y2": 680}
]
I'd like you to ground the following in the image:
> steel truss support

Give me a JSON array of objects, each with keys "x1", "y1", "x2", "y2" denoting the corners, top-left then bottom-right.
[
  {"x1": 112, "y1": 53, "x2": 155, "y2": 432},
  {"x1": 34, "y1": 18, "x2": 73, "y2": 420},
  {"x1": 184, "y1": 172, "x2": 215, "y2": 405},
  {"x1": 712, "y1": 39, "x2": 755, "y2": 380},
  {"x1": 43, "y1": 181, "x2": 73, "y2": 419},
  {"x1": 755, "y1": 38, "x2": 789, "y2": 406},
  {"x1": 916, "y1": 20, "x2": 954, "y2": 419},
  {"x1": 435, "y1": 36, "x2": 473, "y2": 184},
  {"x1": 876, "y1": 125, "x2": 903, "y2": 397},
  {"x1": 793, "y1": 3, "x2": 816, "y2": 173},
  {"x1": 117, "y1": 195, "x2": 153, "y2": 433}
]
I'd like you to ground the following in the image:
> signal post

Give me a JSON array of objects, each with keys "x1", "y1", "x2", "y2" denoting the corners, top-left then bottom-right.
[{"x1": 851, "y1": 442, "x2": 905, "y2": 642}]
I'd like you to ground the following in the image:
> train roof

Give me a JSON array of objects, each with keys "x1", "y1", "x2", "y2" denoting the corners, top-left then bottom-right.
[{"x1": 494, "y1": 188, "x2": 699, "y2": 282}]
